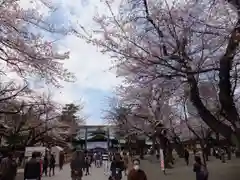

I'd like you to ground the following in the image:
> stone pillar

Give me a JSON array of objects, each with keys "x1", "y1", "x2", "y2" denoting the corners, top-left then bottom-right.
[{"x1": 85, "y1": 127, "x2": 88, "y2": 150}]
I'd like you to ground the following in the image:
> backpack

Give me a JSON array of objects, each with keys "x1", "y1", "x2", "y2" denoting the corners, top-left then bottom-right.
[
  {"x1": 200, "y1": 165, "x2": 209, "y2": 178},
  {"x1": 50, "y1": 156, "x2": 55, "y2": 166}
]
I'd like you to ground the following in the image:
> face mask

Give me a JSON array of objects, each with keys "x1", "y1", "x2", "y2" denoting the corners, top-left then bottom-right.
[{"x1": 134, "y1": 165, "x2": 140, "y2": 170}]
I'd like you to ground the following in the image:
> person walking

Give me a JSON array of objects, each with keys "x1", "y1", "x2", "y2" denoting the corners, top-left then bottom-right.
[
  {"x1": 59, "y1": 151, "x2": 65, "y2": 171},
  {"x1": 93, "y1": 152, "x2": 97, "y2": 167},
  {"x1": 100, "y1": 152, "x2": 103, "y2": 167},
  {"x1": 110, "y1": 153, "x2": 124, "y2": 180},
  {"x1": 123, "y1": 152, "x2": 129, "y2": 176},
  {"x1": 184, "y1": 148, "x2": 190, "y2": 166},
  {"x1": 18, "y1": 153, "x2": 24, "y2": 167},
  {"x1": 42, "y1": 154, "x2": 49, "y2": 176},
  {"x1": 96, "y1": 153, "x2": 101, "y2": 168},
  {"x1": 84, "y1": 154, "x2": 91, "y2": 175},
  {"x1": 24, "y1": 152, "x2": 41, "y2": 180},
  {"x1": 0, "y1": 152, "x2": 17, "y2": 180},
  {"x1": 193, "y1": 156, "x2": 209, "y2": 180},
  {"x1": 39, "y1": 155, "x2": 43, "y2": 176},
  {"x1": 70, "y1": 151, "x2": 85, "y2": 180},
  {"x1": 102, "y1": 152, "x2": 109, "y2": 175},
  {"x1": 127, "y1": 159, "x2": 147, "y2": 180},
  {"x1": 49, "y1": 154, "x2": 56, "y2": 177}
]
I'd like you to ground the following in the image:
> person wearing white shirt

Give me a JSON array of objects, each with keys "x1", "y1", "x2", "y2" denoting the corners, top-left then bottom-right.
[{"x1": 102, "y1": 153, "x2": 109, "y2": 175}]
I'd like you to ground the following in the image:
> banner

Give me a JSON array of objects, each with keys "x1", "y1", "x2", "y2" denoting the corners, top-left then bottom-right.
[
  {"x1": 160, "y1": 148, "x2": 165, "y2": 171},
  {"x1": 86, "y1": 142, "x2": 108, "y2": 149}
]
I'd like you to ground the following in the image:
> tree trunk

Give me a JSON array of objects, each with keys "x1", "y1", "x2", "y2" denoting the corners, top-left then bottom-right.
[
  {"x1": 201, "y1": 146, "x2": 207, "y2": 166},
  {"x1": 188, "y1": 75, "x2": 234, "y2": 141},
  {"x1": 172, "y1": 136, "x2": 184, "y2": 157},
  {"x1": 218, "y1": 19, "x2": 240, "y2": 150}
]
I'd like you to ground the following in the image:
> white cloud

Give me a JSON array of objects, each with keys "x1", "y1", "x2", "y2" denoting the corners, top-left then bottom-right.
[
  {"x1": 58, "y1": 35, "x2": 121, "y2": 91},
  {"x1": 18, "y1": 0, "x2": 122, "y2": 98},
  {"x1": 48, "y1": 0, "x2": 122, "y2": 103},
  {"x1": 16, "y1": 0, "x2": 122, "y2": 124}
]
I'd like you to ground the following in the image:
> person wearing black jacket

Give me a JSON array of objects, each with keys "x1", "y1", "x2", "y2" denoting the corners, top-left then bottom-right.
[
  {"x1": 184, "y1": 148, "x2": 190, "y2": 166},
  {"x1": 110, "y1": 153, "x2": 124, "y2": 180},
  {"x1": 42, "y1": 154, "x2": 49, "y2": 176},
  {"x1": 70, "y1": 151, "x2": 85, "y2": 180},
  {"x1": 49, "y1": 154, "x2": 56, "y2": 177},
  {"x1": 24, "y1": 152, "x2": 41, "y2": 180},
  {"x1": 0, "y1": 152, "x2": 17, "y2": 180}
]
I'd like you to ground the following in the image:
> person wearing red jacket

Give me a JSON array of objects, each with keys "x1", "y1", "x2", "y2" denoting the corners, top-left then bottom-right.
[{"x1": 39, "y1": 158, "x2": 43, "y2": 176}]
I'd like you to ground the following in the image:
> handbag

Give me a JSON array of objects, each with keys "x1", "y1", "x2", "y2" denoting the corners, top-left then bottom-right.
[{"x1": 108, "y1": 175, "x2": 114, "y2": 180}]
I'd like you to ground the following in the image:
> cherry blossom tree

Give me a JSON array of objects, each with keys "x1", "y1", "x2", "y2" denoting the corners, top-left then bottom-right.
[
  {"x1": 0, "y1": 0, "x2": 79, "y2": 145},
  {"x1": 0, "y1": 80, "x2": 30, "y2": 114},
  {"x1": 105, "y1": 83, "x2": 177, "y2": 162},
  {"x1": 0, "y1": 92, "x2": 86, "y2": 148},
  {"x1": 0, "y1": 0, "x2": 89, "y2": 148},
  {"x1": 83, "y1": 0, "x2": 240, "y2": 150},
  {"x1": 106, "y1": 84, "x2": 172, "y2": 137},
  {"x1": 0, "y1": 0, "x2": 75, "y2": 87},
  {"x1": 0, "y1": 93, "x2": 58, "y2": 147},
  {"x1": 177, "y1": 99, "x2": 213, "y2": 164}
]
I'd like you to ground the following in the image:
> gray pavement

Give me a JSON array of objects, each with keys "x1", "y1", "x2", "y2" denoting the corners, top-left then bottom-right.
[{"x1": 16, "y1": 163, "x2": 127, "y2": 180}]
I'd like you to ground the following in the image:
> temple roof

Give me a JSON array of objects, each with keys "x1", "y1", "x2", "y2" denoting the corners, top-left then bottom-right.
[{"x1": 76, "y1": 133, "x2": 116, "y2": 140}]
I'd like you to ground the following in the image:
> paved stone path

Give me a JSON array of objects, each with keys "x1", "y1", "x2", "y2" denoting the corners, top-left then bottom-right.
[
  {"x1": 142, "y1": 154, "x2": 240, "y2": 180},
  {"x1": 16, "y1": 155, "x2": 240, "y2": 180}
]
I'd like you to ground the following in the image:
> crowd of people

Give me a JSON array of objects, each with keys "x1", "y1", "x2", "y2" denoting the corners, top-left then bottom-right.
[
  {"x1": 70, "y1": 150, "x2": 148, "y2": 180},
  {"x1": 0, "y1": 148, "x2": 210, "y2": 180},
  {"x1": 0, "y1": 150, "x2": 65, "y2": 180},
  {"x1": 24, "y1": 150, "x2": 66, "y2": 180}
]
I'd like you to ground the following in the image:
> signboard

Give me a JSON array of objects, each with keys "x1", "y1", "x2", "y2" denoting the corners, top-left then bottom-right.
[{"x1": 25, "y1": 147, "x2": 48, "y2": 157}]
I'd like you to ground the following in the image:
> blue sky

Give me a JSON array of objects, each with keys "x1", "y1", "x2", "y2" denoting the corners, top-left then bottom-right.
[
  {"x1": 80, "y1": 89, "x2": 114, "y2": 124},
  {"x1": 19, "y1": 0, "x2": 121, "y2": 125}
]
